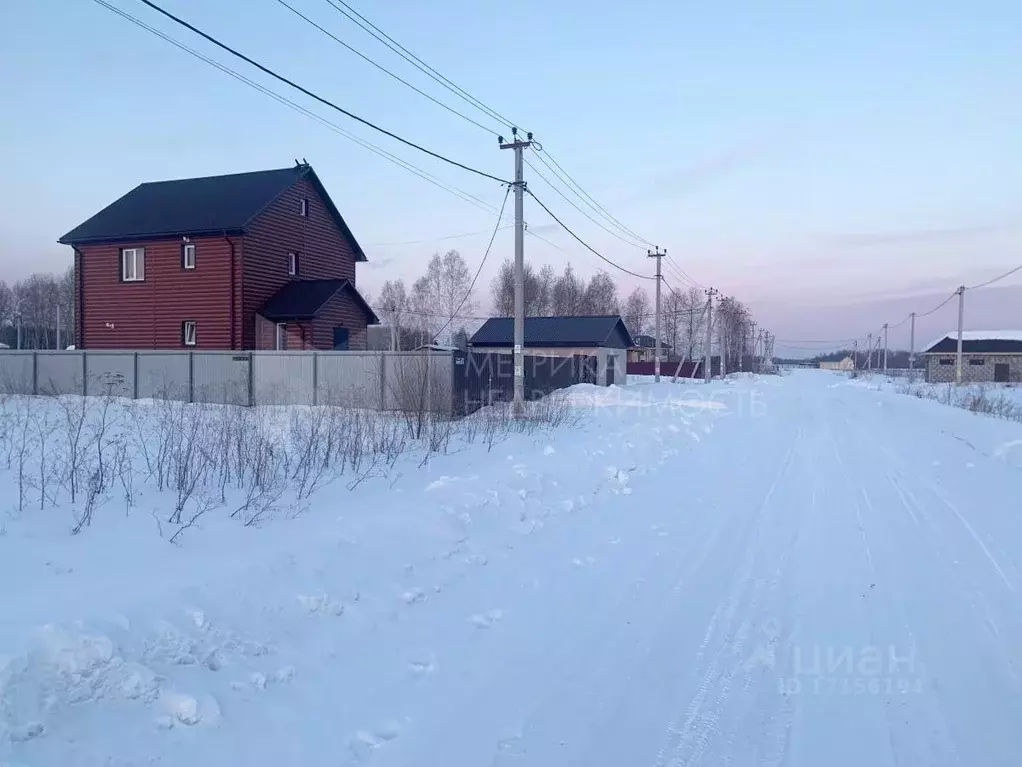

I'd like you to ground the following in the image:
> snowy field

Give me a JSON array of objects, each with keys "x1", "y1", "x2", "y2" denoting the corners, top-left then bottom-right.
[
  {"x1": 2, "y1": 370, "x2": 1022, "y2": 765},
  {"x1": 845, "y1": 372, "x2": 1022, "y2": 421}
]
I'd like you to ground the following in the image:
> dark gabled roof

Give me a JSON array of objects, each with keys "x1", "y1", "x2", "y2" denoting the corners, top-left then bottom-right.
[
  {"x1": 468, "y1": 315, "x2": 635, "y2": 348},
  {"x1": 925, "y1": 336, "x2": 1022, "y2": 354},
  {"x1": 634, "y1": 334, "x2": 672, "y2": 349},
  {"x1": 259, "y1": 279, "x2": 378, "y2": 323},
  {"x1": 58, "y1": 164, "x2": 367, "y2": 261}
]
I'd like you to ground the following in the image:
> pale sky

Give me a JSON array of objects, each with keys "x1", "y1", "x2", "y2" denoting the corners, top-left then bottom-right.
[{"x1": 2, "y1": 0, "x2": 1020, "y2": 354}]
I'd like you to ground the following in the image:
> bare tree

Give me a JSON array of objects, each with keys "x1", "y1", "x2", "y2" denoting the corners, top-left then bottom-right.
[
  {"x1": 680, "y1": 287, "x2": 706, "y2": 359},
  {"x1": 377, "y1": 279, "x2": 409, "y2": 351},
  {"x1": 410, "y1": 250, "x2": 474, "y2": 346},
  {"x1": 490, "y1": 259, "x2": 552, "y2": 317},
  {"x1": 581, "y1": 273, "x2": 619, "y2": 315},
  {"x1": 622, "y1": 287, "x2": 651, "y2": 339},
  {"x1": 551, "y1": 263, "x2": 585, "y2": 315}
]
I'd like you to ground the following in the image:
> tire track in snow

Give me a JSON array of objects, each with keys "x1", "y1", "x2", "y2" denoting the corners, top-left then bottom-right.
[
  {"x1": 654, "y1": 421, "x2": 803, "y2": 767},
  {"x1": 834, "y1": 405, "x2": 963, "y2": 766}
]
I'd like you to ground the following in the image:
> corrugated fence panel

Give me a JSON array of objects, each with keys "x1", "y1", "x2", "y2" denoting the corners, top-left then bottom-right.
[
  {"x1": 137, "y1": 353, "x2": 190, "y2": 401},
  {"x1": 0, "y1": 352, "x2": 34, "y2": 394},
  {"x1": 193, "y1": 353, "x2": 250, "y2": 405},
  {"x1": 317, "y1": 353, "x2": 384, "y2": 408},
  {"x1": 36, "y1": 352, "x2": 85, "y2": 395},
  {"x1": 253, "y1": 353, "x2": 314, "y2": 405},
  {"x1": 381, "y1": 353, "x2": 452, "y2": 413},
  {"x1": 85, "y1": 353, "x2": 134, "y2": 398}
]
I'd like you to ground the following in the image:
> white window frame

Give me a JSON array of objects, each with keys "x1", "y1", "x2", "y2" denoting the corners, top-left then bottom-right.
[
  {"x1": 121, "y1": 247, "x2": 145, "y2": 281},
  {"x1": 182, "y1": 320, "x2": 197, "y2": 347},
  {"x1": 288, "y1": 251, "x2": 298, "y2": 276},
  {"x1": 299, "y1": 198, "x2": 309, "y2": 217},
  {"x1": 275, "y1": 322, "x2": 288, "y2": 351},
  {"x1": 182, "y1": 243, "x2": 196, "y2": 270}
]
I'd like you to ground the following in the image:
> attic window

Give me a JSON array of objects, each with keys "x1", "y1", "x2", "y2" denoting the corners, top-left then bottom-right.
[
  {"x1": 288, "y1": 252, "x2": 298, "y2": 276},
  {"x1": 182, "y1": 243, "x2": 196, "y2": 269},
  {"x1": 299, "y1": 198, "x2": 309, "y2": 217}
]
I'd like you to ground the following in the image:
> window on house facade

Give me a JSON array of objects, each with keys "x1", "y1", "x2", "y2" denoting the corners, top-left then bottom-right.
[
  {"x1": 969, "y1": 358, "x2": 986, "y2": 365},
  {"x1": 182, "y1": 243, "x2": 196, "y2": 269},
  {"x1": 121, "y1": 247, "x2": 145, "y2": 281},
  {"x1": 275, "y1": 322, "x2": 288, "y2": 351},
  {"x1": 182, "y1": 321, "x2": 197, "y2": 347},
  {"x1": 288, "y1": 252, "x2": 298, "y2": 276},
  {"x1": 299, "y1": 198, "x2": 309, "y2": 217},
  {"x1": 939, "y1": 358, "x2": 953, "y2": 365}
]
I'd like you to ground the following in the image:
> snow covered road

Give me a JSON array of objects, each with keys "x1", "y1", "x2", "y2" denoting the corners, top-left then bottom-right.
[{"x1": 3, "y1": 371, "x2": 1022, "y2": 766}]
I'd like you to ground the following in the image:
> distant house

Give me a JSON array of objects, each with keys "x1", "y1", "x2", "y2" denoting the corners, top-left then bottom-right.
[
  {"x1": 922, "y1": 332, "x2": 1022, "y2": 383},
  {"x1": 819, "y1": 356, "x2": 855, "y2": 371},
  {"x1": 59, "y1": 163, "x2": 377, "y2": 351},
  {"x1": 628, "y1": 334, "x2": 673, "y2": 363},
  {"x1": 468, "y1": 315, "x2": 634, "y2": 385}
]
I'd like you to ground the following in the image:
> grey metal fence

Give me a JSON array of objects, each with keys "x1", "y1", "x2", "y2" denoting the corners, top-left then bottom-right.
[{"x1": 0, "y1": 350, "x2": 458, "y2": 412}]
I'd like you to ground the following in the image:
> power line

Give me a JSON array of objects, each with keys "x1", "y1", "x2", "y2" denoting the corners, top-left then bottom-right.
[
  {"x1": 529, "y1": 150, "x2": 649, "y2": 249},
  {"x1": 367, "y1": 225, "x2": 513, "y2": 247},
  {"x1": 524, "y1": 157, "x2": 648, "y2": 250},
  {"x1": 272, "y1": 0, "x2": 502, "y2": 135},
  {"x1": 967, "y1": 263, "x2": 1022, "y2": 290},
  {"x1": 315, "y1": 0, "x2": 659, "y2": 265},
  {"x1": 90, "y1": 0, "x2": 504, "y2": 218},
  {"x1": 433, "y1": 186, "x2": 512, "y2": 340},
  {"x1": 665, "y1": 254, "x2": 704, "y2": 289},
  {"x1": 132, "y1": 0, "x2": 508, "y2": 184},
  {"x1": 525, "y1": 189, "x2": 655, "y2": 280},
  {"x1": 533, "y1": 145, "x2": 654, "y2": 248},
  {"x1": 320, "y1": 0, "x2": 517, "y2": 131},
  {"x1": 916, "y1": 290, "x2": 958, "y2": 318}
]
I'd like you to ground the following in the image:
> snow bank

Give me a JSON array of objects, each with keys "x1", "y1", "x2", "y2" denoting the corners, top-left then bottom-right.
[{"x1": 0, "y1": 377, "x2": 750, "y2": 764}]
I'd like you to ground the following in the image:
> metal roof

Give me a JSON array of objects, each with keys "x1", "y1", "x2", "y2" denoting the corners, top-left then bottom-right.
[
  {"x1": 259, "y1": 279, "x2": 378, "y2": 323},
  {"x1": 924, "y1": 336, "x2": 1022, "y2": 354},
  {"x1": 468, "y1": 315, "x2": 634, "y2": 348},
  {"x1": 58, "y1": 164, "x2": 366, "y2": 261}
]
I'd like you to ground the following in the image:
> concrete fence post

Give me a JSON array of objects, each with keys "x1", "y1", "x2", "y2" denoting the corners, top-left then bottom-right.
[
  {"x1": 82, "y1": 352, "x2": 87, "y2": 396},
  {"x1": 188, "y1": 351, "x2": 194, "y2": 403},
  {"x1": 379, "y1": 353, "x2": 387, "y2": 410},
  {"x1": 32, "y1": 352, "x2": 38, "y2": 395},
  {"x1": 132, "y1": 352, "x2": 139, "y2": 399}
]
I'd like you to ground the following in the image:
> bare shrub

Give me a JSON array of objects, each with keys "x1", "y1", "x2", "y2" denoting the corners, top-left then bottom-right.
[
  {"x1": 168, "y1": 405, "x2": 210, "y2": 526},
  {"x1": 115, "y1": 437, "x2": 136, "y2": 512},
  {"x1": 32, "y1": 405, "x2": 60, "y2": 510},
  {"x1": 56, "y1": 395, "x2": 89, "y2": 503},
  {"x1": 169, "y1": 492, "x2": 223, "y2": 545}
]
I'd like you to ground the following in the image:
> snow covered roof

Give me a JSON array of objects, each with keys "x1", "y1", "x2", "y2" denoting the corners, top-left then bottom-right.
[{"x1": 923, "y1": 331, "x2": 1022, "y2": 354}]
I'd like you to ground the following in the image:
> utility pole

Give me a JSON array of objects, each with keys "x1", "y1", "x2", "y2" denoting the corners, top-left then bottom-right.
[
  {"x1": 908, "y1": 312, "x2": 916, "y2": 376},
  {"x1": 719, "y1": 297, "x2": 728, "y2": 379},
  {"x1": 704, "y1": 288, "x2": 716, "y2": 382},
  {"x1": 499, "y1": 128, "x2": 533, "y2": 413},
  {"x1": 866, "y1": 333, "x2": 873, "y2": 370},
  {"x1": 882, "y1": 322, "x2": 889, "y2": 373},
  {"x1": 955, "y1": 285, "x2": 966, "y2": 385},
  {"x1": 852, "y1": 339, "x2": 859, "y2": 369},
  {"x1": 648, "y1": 246, "x2": 665, "y2": 382},
  {"x1": 747, "y1": 322, "x2": 757, "y2": 373}
]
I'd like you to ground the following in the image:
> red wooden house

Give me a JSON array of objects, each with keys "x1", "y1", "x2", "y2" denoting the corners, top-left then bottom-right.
[{"x1": 59, "y1": 163, "x2": 378, "y2": 351}]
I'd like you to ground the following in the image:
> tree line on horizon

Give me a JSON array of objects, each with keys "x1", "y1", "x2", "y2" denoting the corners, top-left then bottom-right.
[{"x1": 373, "y1": 250, "x2": 761, "y2": 365}]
